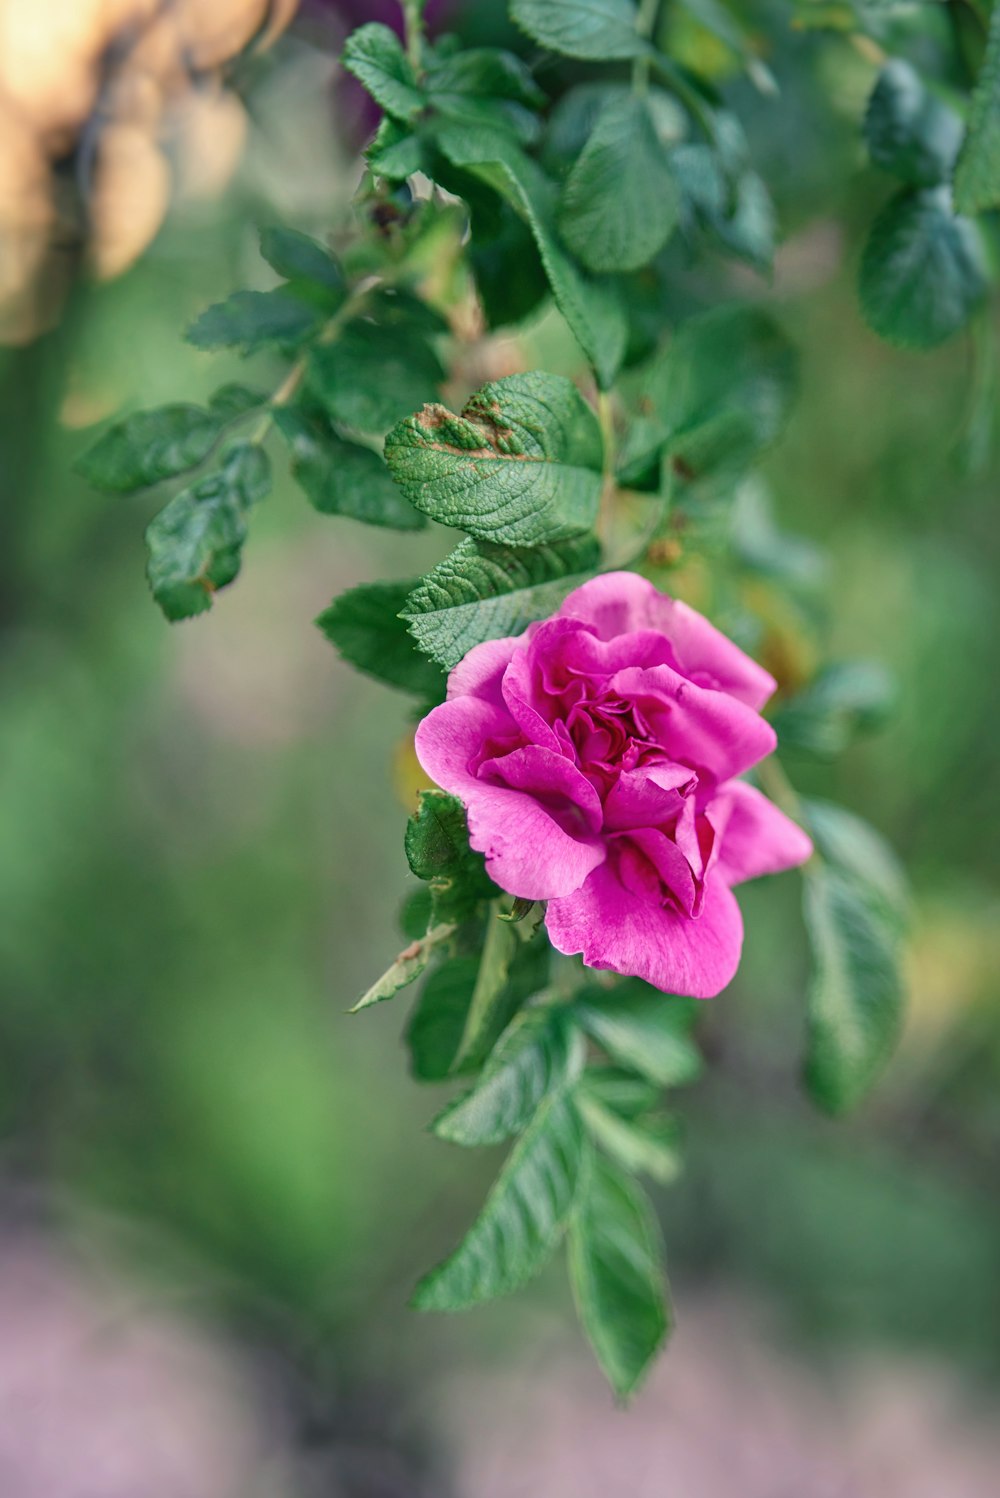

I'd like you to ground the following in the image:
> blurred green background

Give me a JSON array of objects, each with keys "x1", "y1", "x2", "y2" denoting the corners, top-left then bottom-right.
[{"x1": 0, "y1": 2, "x2": 998, "y2": 1494}]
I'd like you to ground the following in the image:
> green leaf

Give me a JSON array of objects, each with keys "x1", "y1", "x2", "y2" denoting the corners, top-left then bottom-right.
[
  {"x1": 405, "y1": 790, "x2": 497, "y2": 923},
  {"x1": 662, "y1": 304, "x2": 798, "y2": 472},
  {"x1": 772, "y1": 660, "x2": 894, "y2": 757},
  {"x1": 384, "y1": 371, "x2": 603, "y2": 546},
  {"x1": 75, "y1": 404, "x2": 223, "y2": 493},
  {"x1": 352, "y1": 922, "x2": 455, "y2": 1012},
  {"x1": 577, "y1": 1097, "x2": 682, "y2": 1185},
  {"x1": 859, "y1": 187, "x2": 987, "y2": 349},
  {"x1": 803, "y1": 862, "x2": 905, "y2": 1114},
  {"x1": 187, "y1": 288, "x2": 323, "y2": 353},
  {"x1": 709, "y1": 169, "x2": 776, "y2": 271},
  {"x1": 511, "y1": 0, "x2": 649, "y2": 60},
  {"x1": 399, "y1": 884, "x2": 433, "y2": 941},
  {"x1": 412, "y1": 1092, "x2": 589, "y2": 1310},
  {"x1": 557, "y1": 93, "x2": 680, "y2": 273},
  {"x1": 802, "y1": 799, "x2": 908, "y2": 937},
  {"x1": 434, "y1": 1008, "x2": 584, "y2": 1146},
  {"x1": 469, "y1": 204, "x2": 550, "y2": 329},
  {"x1": 455, "y1": 908, "x2": 520, "y2": 1067},
  {"x1": 144, "y1": 443, "x2": 270, "y2": 621},
  {"x1": 258, "y1": 226, "x2": 345, "y2": 305},
  {"x1": 568, "y1": 1156, "x2": 671, "y2": 1400},
  {"x1": 436, "y1": 126, "x2": 627, "y2": 387},
  {"x1": 402, "y1": 533, "x2": 601, "y2": 669},
  {"x1": 673, "y1": 143, "x2": 776, "y2": 271},
  {"x1": 579, "y1": 1067, "x2": 661, "y2": 1118},
  {"x1": 273, "y1": 406, "x2": 424, "y2": 529},
  {"x1": 407, "y1": 957, "x2": 479, "y2": 1082},
  {"x1": 574, "y1": 982, "x2": 702, "y2": 1088},
  {"x1": 426, "y1": 47, "x2": 546, "y2": 109},
  {"x1": 309, "y1": 320, "x2": 444, "y2": 433},
  {"x1": 954, "y1": 1, "x2": 1000, "y2": 215},
  {"x1": 367, "y1": 118, "x2": 429, "y2": 180},
  {"x1": 864, "y1": 60, "x2": 963, "y2": 188},
  {"x1": 316, "y1": 579, "x2": 447, "y2": 696},
  {"x1": 342, "y1": 22, "x2": 426, "y2": 122},
  {"x1": 208, "y1": 384, "x2": 268, "y2": 419}
]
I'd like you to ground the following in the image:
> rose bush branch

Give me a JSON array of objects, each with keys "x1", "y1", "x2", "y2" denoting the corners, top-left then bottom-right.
[{"x1": 69, "y1": 0, "x2": 996, "y2": 1395}]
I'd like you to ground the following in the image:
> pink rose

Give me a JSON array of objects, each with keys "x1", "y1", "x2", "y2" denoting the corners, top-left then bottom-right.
[{"x1": 414, "y1": 572, "x2": 813, "y2": 998}]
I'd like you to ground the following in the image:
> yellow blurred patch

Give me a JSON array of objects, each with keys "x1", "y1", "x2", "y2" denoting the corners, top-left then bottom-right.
[{"x1": 393, "y1": 733, "x2": 436, "y2": 812}]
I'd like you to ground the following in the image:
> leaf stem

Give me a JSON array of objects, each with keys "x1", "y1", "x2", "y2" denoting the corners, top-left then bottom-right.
[
  {"x1": 632, "y1": 0, "x2": 661, "y2": 96},
  {"x1": 648, "y1": 53, "x2": 717, "y2": 140},
  {"x1": 248, "y1": 274, "x2": 385, "y2": 446},
  {"x1": 596, "y1": 389, "x2": 619, "y2": 543},
  {"x1": 402, "y1": 0, "x2": 425, "y2": 75}
]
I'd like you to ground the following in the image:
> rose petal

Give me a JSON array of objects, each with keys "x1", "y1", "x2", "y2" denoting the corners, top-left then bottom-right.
[
  {"x1": 415, "y1": 698, "x2": 605, "y2": 900},
  {"x1": 447, "y1": 635, "x2": 521, "y2": 707},
  {"x1": 558, "y1": 571, "x2": 777, "y2": 708},
  {"x1": 610, "y1": 664, "x2": 778, "y2": 783},
  {"x1": 602, "y1": 762, "x2": 697, "y2": 832},
  {"x1": 546, "y1": 862, "x2": 744, "y2": 999},
  {"x1": 712, "y1": 779, "x2": 813, "y2": 886}
]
